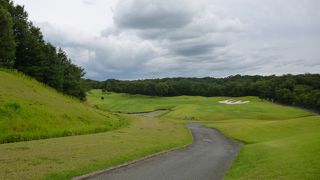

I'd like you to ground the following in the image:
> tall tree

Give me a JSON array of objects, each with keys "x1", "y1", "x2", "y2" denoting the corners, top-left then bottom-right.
[{"x1": 0, "y1": 0, "x2": 16, "y2": 67}]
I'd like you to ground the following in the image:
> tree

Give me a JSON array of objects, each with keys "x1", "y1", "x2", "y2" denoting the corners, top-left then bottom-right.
[
  {"x1": 0, "y1": 2, "x2": 16, "y2": 67},
  {"x1": 155, "y1": 83, "x2": 169, "y2": 96},
  {"x1": 275, "y1": 88, "x2": 294, "y2": 104},
  {"x1": 42, "y1": 44, "x2": 64, "y2": 91},
  {"x1": 97, "y1": 74, "x2": 320, "y2": 111}
]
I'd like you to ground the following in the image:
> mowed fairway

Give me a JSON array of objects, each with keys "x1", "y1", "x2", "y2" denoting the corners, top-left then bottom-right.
[
  {"x1": 88, "y1": 90, "x2": 320, "y2": 179},
  {"x1": 88, "y1": 89, "x2": 311, "y2": 121},
  {"x1": 0, "y1": 116, "x2": 191, "y2": 180}
]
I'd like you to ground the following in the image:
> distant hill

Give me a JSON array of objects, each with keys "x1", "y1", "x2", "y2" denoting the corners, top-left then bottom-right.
[{"x1": 0, "y1": 69, "x2": 128, "y2": 143}]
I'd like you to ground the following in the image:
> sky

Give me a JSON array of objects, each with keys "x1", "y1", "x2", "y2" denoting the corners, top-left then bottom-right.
[{"x1": 14, "y1": 0, "x2": 320, "y2": 80}]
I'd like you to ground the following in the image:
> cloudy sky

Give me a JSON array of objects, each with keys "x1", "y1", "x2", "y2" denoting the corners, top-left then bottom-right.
[{"x1": 14, "y1": 0, "x2": 320, "y2": 80}]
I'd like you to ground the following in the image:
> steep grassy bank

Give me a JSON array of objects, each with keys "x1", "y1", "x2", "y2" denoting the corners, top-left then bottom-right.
[{"x1": 0, "y1": 70, "x2": 128, "y2": 143}]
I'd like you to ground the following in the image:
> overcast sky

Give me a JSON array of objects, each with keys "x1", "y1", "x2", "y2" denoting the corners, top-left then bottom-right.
[{"x1": 14, "y1": 0, "x2": 320, "y2": 80}]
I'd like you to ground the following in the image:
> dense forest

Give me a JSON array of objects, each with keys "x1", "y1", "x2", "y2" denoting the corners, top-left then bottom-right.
[
  {"x1": 0, "y1": 0, "x2": 85, "y2": 100},
  {"x1": 95, "y1": 74, "x2": 320, "y2": 111}
]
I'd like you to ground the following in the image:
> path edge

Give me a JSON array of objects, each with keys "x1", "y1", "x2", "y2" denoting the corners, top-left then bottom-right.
[{"x1": 72, "y1": 126, "x2": 193, "y2": 180}]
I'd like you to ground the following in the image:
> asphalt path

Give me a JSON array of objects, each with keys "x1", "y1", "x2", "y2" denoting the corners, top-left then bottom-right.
[{"x1": 88, "y1": 122, "x2": 240, "y2": 180}]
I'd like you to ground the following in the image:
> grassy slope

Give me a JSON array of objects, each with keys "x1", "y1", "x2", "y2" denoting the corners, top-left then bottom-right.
[
  {"x1": 89, "y1": 90, "x2": 320, "y2": 179},
  {"x1": 0, "y1": 70, "x2": 128, "y2": 143},
  {"x1": 0, "y1": 115, "x2": 191, "y2": 180}
]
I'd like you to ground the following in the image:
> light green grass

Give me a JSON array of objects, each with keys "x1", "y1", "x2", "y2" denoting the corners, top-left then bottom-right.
[
  {"x1": 206, "y1": 116, "x2": 320, "y2": 179},
  {"x1": 88, "y1": 89, "x2": 312, "y2": 121},
  {"x1": 0, "y1": 115, "x2": 191, "y2": 180},
  {"x1": 0, "y1": 70, "x2": 128, "y2": 143}
]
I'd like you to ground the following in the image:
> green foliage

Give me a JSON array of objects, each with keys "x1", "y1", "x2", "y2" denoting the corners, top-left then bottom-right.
[
  {"x1": 155, "y1": 82, "x2": 169, "y2": 96},
  {"x1": 0, "y1": 70, "x2": 129, "y2": 143},
  {"x1": 0, "y1": 1, "x2": 16, "y2": 67}
]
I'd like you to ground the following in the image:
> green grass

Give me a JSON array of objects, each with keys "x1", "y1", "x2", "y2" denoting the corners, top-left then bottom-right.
[
  {"x1": 88, "y1": 89, "x2": 312, "y2": 121},
  {"x1": 2, "y1": 82, "x2": 319, "y2": 180},
  {"x1": 0, "y1": 115, "x2": 191, "y2": 180},
  {"x1": 0, "y1": 70, "x2": 128, "y2": 143},
  {"x1": 88, "y1": 90, "x2": 320, "y2": 179},
  {"x1": 206, "y1": 116, "x2": 320, "y2": 179}
]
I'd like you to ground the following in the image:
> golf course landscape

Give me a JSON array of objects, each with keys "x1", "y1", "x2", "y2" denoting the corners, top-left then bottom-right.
[
  {"x1": 1, "y1": 0, "x2": 319, "y2": 179},
  {"x1": 87, "y1": 90, "x2": 320, "y2": 179},
  {"x1": 1, "y1": 70, "x2": 320, "y2": 179}
]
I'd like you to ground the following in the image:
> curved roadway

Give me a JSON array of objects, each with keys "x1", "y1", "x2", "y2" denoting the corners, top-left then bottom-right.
[{"x1": 88, "y1": 123, "x2": 240, "y2": 180}]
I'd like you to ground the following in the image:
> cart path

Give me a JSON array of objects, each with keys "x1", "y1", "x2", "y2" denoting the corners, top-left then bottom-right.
[{"x1": 87, "y1": 122, "x2": 240, "y2": 180}]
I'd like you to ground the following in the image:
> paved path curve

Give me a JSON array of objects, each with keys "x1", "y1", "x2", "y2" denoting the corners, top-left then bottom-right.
[{"x1": 88, "y1": 123, "x2": 240, "y2": 180}]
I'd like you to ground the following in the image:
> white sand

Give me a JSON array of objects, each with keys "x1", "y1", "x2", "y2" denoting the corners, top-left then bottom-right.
[{"x1": 218, "y1": 99, "x2": 250, "y2": 105}]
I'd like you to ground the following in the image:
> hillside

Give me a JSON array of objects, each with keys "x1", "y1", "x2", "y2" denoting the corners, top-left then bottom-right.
[{"x1": 0, "y1": 69, "x2": 128, "y2": 143}]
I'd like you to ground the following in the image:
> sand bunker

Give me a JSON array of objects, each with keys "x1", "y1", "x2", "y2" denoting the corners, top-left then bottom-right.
[{"x1": 219, "y1": 99, "x2": 250, "y2": 105}]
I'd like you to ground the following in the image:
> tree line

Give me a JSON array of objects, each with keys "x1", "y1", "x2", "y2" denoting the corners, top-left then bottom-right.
[
  {"x1": 96, "y1": 74, "x2": 320, "y2": 111},
  {"x1": 0, "y1": 0, "x2": 85, "y2": 100}
]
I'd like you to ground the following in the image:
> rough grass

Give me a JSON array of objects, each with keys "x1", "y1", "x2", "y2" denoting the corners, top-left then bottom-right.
[
  {"x1": 88, "y1": 89, "x2": 312, "y2": 121},
  {"x1": 0, "y1": 70, "x2": 128, "y2": 143},
  {"x1": 0, "y1": 115, "x2": 191, "y2": 180},
  {"x1": 206, "y1": 116, "x2": 320, "y2": 179}
]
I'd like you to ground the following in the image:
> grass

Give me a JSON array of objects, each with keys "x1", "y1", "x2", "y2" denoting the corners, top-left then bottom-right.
[
  {"x1": 2, "y1": 82, "x2": 319, "y2": 179},
  {"x1": 206, "y1": 116, "x2": 320, "y2": 179},
  {"x1": 0, "y1": 70, "x2": 129, "y2": 143},
  {"x1": 89, "y1": 90, "x2": 320, "y2": 179},
  {"x1": 88, "y1": 89, "x2": 312, "y2": 121},
  {"x1": 0, "y1": 115, "x2": 191, "y2": 180}
]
